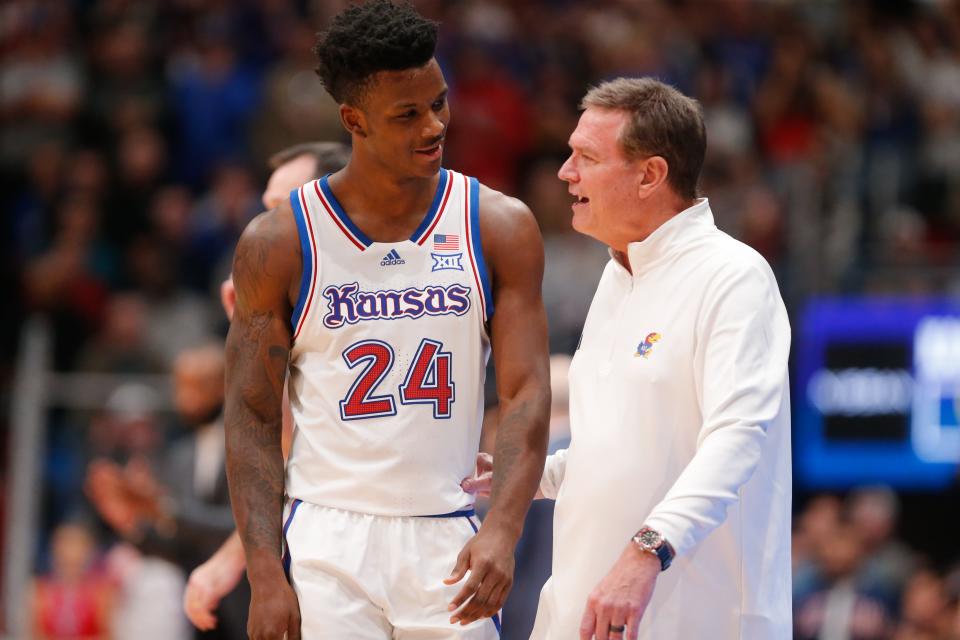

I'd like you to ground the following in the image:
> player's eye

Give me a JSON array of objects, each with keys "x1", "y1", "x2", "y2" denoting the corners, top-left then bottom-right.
[
  {"x1": 432, "y1": 97, "x2": 446, "y2": 111},
  {"x1": 397, "y1": 109, "x2": 417, "y2": 120}
]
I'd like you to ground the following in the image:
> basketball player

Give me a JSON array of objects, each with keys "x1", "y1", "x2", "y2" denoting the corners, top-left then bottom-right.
[
  {"x1": 183, "y1": 141, "x2": 350, "y2": 632},
  {"x1": 224, "y1": 2, "x2": 550, "y2": 639}
]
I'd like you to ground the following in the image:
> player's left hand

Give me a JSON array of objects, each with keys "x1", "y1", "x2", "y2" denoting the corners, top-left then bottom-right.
[
  {"x1": 579, "y1": 543, "x2": 660, "y2": 640},
  {"x1": 444, "y1": 525, "x2": 516, "y2": 625}
]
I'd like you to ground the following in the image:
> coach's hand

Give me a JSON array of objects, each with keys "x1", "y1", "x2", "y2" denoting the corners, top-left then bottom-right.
[
  {"x1": 445, "y1": 525, "x2": 516, "y2": 625},
  {"x1": 460, "y1": 452, "x2": 493, "y2": 497},
  {"x1": 579, "y1": 543, "x2": 659, "y2": 640},
  {"x1": 248, "y1": 571, "x2": 301, "y2": 640}
]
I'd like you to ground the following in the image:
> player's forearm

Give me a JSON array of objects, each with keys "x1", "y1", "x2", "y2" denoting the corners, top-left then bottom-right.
[
  {"x1": 482, "y1": 390, "x2": 549, "y2": 540},
  {"x1": 225, "y1": 402, "x2": 286, "y2": 581},
  {"x1": 225, "y1": 207, "x2": 296, "y2": 587}
]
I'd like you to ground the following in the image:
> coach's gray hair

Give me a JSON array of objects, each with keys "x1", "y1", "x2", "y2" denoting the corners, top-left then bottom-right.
[
  {"x1": 582, "y1": 78, "x2": 706, "y2": 199},
  {"x1": 268, "y1": 141, "x2": 351, "y2": 179}
]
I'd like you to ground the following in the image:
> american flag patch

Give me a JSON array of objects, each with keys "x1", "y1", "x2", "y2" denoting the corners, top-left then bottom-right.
[{"x1": 433, "y1": 234, "x2": 460, "y2": 251}]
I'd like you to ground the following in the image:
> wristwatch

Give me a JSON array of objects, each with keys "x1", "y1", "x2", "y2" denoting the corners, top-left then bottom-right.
[{"x1": 631, "y1": 526, "x2": 675, "y2": 571}]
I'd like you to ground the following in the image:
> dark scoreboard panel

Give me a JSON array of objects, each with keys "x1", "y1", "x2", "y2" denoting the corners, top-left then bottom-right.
[{"x1": 795, "y1": 298, "x2": 960, "y2": 489}]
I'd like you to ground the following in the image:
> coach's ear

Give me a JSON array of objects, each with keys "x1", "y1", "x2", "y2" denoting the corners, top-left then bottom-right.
[
  {"x1": 340, "y1": 104, "x2": 367, "y2": 138},
  {"x1": 637, "y1": 155, "x2": 668, "y2": 201}
]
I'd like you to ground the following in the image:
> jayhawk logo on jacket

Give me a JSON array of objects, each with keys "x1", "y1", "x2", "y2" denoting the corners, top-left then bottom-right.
[{"x1": 635, "y1": 332, "x2": 661, "y2": 358}]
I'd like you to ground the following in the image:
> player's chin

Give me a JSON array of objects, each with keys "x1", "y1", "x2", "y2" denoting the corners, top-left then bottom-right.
[{"x1": 411, "y1": 151, "x2": 444, "y2": 174}]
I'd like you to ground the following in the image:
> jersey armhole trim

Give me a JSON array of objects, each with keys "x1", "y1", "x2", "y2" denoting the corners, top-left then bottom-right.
[
  {"x1": 290, "y1": 187, "x2": 317, "y2": 338},
  {"x1": 466, "y1": 176, "x2": 494, "y2": 321}
]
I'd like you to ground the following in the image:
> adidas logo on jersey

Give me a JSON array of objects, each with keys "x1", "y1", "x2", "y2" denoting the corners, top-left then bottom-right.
[{"x1": 380, "y1": 249, "x2": 406, "y2": 266}]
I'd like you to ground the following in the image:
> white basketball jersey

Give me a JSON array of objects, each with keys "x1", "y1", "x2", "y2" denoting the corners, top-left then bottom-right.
[{"x1": 285, "y1": 169, "x2": 493, "y2": 516}]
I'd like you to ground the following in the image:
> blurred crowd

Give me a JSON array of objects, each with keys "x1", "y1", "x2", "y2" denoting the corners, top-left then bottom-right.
[
  {"x1": 794, "y1": 489, "x2": 960, "y2": 640},
  {"x1": 2, "y1": 0, "x2": 959, "y2": 638}
]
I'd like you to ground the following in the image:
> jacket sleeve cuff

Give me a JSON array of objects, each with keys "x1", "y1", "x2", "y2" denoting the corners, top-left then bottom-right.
[{"x1": 539, "y1": 448, "x2": 568, "y2": 500}]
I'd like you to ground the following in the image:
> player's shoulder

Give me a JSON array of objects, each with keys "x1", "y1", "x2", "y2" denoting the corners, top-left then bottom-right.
[
  {"x1": 471, "y1": 180, "x2": 543, "y2": 276},
  {"x1": 239, "y1": 200, "x2": 299, "y2": 252},
  {"x1": 234, "y1": 200, "x2": 301, "y2": 284},
  {"x1": 474, "y1": 181, "x2": 538, "y2": 243}
]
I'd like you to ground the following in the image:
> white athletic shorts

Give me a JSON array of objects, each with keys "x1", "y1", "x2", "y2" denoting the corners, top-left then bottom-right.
[{"x1": 282, "y1": 498, "x2": 502, "y2": 639}]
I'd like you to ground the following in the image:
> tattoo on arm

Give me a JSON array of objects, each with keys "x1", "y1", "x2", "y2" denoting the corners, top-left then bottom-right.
[
  {"x1": 224, "y1": 212, "x2": 294, "y2": 566},
  {"x1": 225, "y1": 314, "x2": 288, "y2": 556}
]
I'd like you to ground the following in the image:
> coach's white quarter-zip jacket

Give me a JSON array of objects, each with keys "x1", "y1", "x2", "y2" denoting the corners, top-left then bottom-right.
[{"x1": 532, "y1": 199, "x2": 793, "y2": 639}]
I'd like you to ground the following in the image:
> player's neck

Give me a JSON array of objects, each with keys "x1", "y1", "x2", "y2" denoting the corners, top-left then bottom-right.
[{"x1": 334, "y1": 158, "x2": 440, "y2": 220}]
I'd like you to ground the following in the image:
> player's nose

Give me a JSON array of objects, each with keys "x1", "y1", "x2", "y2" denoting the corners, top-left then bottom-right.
[{"x1": 423, "y1": 110, "x2": 445, "y2": 140}]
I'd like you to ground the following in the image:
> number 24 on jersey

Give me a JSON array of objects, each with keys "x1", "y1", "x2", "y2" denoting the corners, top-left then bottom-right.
[{"x1": 339, "y1": 338, "x2": 455, "y2": 421}]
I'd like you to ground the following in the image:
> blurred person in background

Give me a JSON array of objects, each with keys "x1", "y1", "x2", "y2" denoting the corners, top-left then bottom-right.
[
  {"x1": 82, "y1": 383, "x2": 165, "y2": 491},
  {"x1": 794, "y1": 524, "x2": 895, "y2": 640},
  {"x1": 185, "y1": 162, "x2": 262, "y2": 292},
  {"x1": 893, "y1": 568, "x2": 957, "y2": 640},
  {"x1": 847, "y1": 486, "x2": 918, "y2": 602},
  {"x1": 30, "y1": 521, "x2": 114, "y2": 640},
  {"x1": 442, "y1": 42, "x2": 533, "y2": 194},
  {"x1": 167, "y1": 31, "x2": 260, "y2": 186},
  {"x1": 261, "y1": 142, "x2": 352, "y2": 211},
  {"x1": 76, "y1": 293, "x2": 166, "y2": 375},
  {"x1": 946, "y1": 566, "x2": 960, "y2": 639},
  {"x1": 86, "y1": 343, "x2": 244, "y2": 639},
  {"x1": 123, "y1": 230, "x2": 218, "y2": 367},
  {"x1": 83, "y1": 18, "x2": 164, "y2": 139},
  {"x1": 793, "y1": 495, "x2": 845, "y2": 603},
  {"x1": 22, "y1": 192, "x2": 115, "y2": 369},
  {"x1": 250, "y1": 23, "x2": 346, "y2": 160},
  {"x1": 102, "y1": 126, "x2": 169, "y2": 248},
  {"x1": 0, "y1": 2, "x2": 81, "y2": 168},
  {"x1": 182, "y1": 140, "x2": 349, "y2": 633}
]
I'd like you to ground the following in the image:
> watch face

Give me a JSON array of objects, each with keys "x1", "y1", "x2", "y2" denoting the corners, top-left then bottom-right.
[{"x1": 639, "y1": 529, "x2": 662, "y2": 548}]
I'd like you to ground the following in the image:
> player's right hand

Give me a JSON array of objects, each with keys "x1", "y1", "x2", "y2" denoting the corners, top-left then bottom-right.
[
  {"x1": 445, "y1": 524, "x2": 516, "y2": 626},
  {"x1": 248, "y1": 576, "x2": 301, "y2": 640}
]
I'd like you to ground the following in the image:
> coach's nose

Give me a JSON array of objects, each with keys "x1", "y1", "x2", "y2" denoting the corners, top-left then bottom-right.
[{"x1": 558, "y1": 155, "x2": 578, "y2": 183}]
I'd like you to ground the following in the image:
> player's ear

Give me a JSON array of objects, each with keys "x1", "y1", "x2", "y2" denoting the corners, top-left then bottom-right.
[
  {"x1": 340, "y1": 104, "x2": 367, "y2": 138},
  {"x1": 637, "y1": 155, "x2": 669, "y2": 200}
]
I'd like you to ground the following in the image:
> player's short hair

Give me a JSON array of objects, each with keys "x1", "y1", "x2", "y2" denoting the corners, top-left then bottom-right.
[
  {"x1": 268, "y1": 142, "x2": 350, "y2": 178},
  {"x1": 582, "y1": 78, "x2": 706, "y2": 200},
  {"x1": 313, "y1": 0, "x2": 438, "y2": 107}
]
